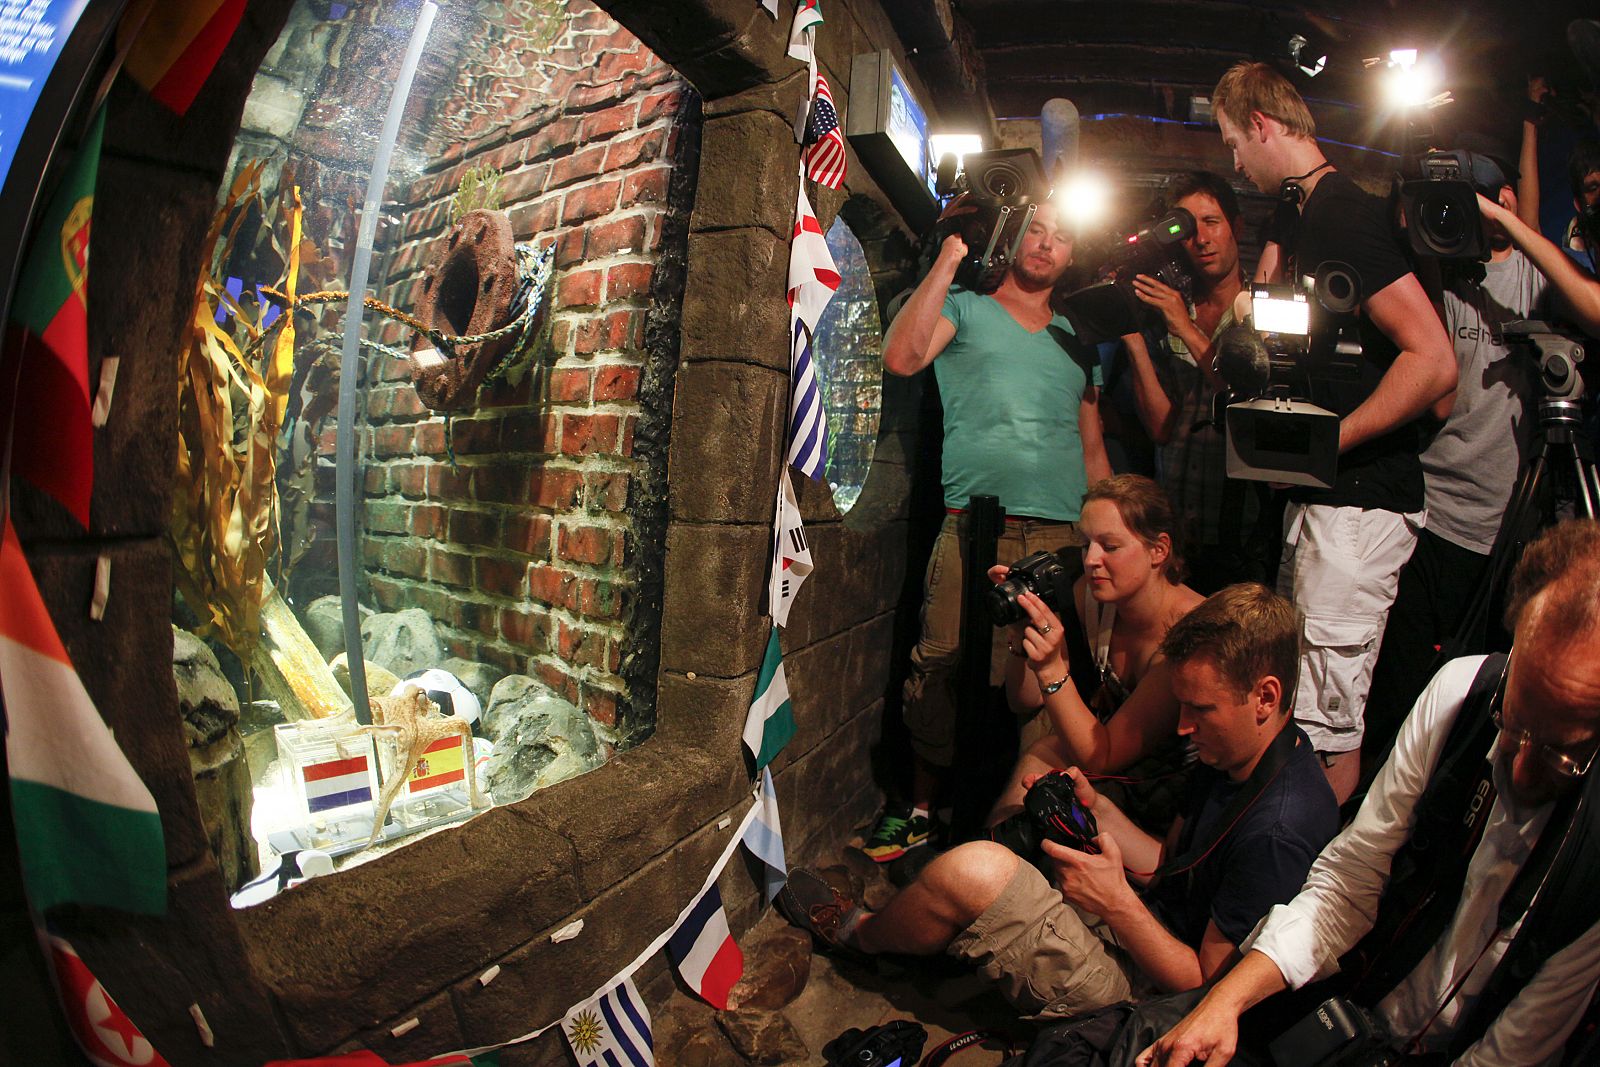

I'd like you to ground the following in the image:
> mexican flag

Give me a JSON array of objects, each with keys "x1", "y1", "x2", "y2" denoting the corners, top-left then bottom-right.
[
  {"x1": 1, "y1": 107, "x2": 102, "y2": 528},
  {"x1": 0, "y1": 517, "x2": 165, "y2": 915}
]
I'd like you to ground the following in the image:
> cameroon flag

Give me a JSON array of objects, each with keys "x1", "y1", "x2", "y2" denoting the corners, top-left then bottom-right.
[{"x1": 1, "y1": 108, "x2": 102, "y2": 528}]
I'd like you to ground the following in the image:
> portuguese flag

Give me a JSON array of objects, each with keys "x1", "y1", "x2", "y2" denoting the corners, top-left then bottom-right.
[
  {"x1": 0, "y1": 517, "x2": 165, "y2": 915},
  {"x1": 121, "y1": 0, "x2": 248, "y2": 116},
  {"x1": 2, "y1": 107, "x2": 102, "y2": 528}
]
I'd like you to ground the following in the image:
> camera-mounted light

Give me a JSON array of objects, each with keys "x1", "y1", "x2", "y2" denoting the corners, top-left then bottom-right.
[
  {"x1": 1054, "y1": 170, "x2": 1112, "y2": 232},
  {"x1": 1251, "y1": 285, "x2": 1311, "y2": 337},
  {"x1": 1369, "y1": 49, "x2": 1452, "y2": 111},
  {"x1": 1288, "y1": 34, "x2": 1326, "y2": 78}
]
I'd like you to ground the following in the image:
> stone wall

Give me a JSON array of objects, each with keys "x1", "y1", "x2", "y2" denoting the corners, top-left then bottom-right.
[{"x1": 6, "y1": 1, "x2": 942, "y2": 1065}]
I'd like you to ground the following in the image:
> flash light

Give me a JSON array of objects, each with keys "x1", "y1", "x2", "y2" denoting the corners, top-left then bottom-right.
[
  {"x1": 1054, "y1": 170, "x2": 1111, "y2": 231},
  {"x1": 1252, "y1": 286, "x2": 1311, "y2": 336}
]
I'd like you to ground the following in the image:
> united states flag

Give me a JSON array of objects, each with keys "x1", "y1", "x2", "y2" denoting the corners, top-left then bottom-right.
[{"x1": 803, "y1": 74, "x2": 847, "y2": 189}]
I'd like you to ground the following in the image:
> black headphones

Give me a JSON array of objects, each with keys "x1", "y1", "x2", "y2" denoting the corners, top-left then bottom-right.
[{"x1": 1279, "y1": 161, "x2": 1334, "y2": 206}]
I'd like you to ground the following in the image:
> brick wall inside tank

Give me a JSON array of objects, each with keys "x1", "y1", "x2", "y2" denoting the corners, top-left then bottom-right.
[{"x1": 306, "y1": 1, "x2": 696, "y2": 738}]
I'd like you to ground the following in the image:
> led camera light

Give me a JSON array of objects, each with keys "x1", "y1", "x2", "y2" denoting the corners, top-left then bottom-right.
[{"x1": 1252, "y1": 288, "x2": 1311, "y2": 336}]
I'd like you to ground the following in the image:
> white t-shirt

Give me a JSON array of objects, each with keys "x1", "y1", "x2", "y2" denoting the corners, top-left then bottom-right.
[{"x1": 1422, "y1": 253, "x2": 1547, "y2": 552}]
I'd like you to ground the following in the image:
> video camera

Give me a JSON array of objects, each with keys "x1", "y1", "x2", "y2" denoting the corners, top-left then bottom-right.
[
  {"x1": 1058, "y1": 208, "x2": 1197, "y2": 346},
  {"x1": 1397, "y1": 148, "x2": 1491, "y2": 260},
  {"x1": 933, "y1": 148, "x2": 1049, "y2": 293},
  {"x1": 1214, "y1": 266, "x2": 1364, "y2": 489}
]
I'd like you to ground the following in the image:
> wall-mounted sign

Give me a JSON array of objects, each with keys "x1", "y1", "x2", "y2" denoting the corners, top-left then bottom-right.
[
  {"x1": 845, "y1": 50, "x2": 938, "y2": 231},
  {"x1": 0, "y1": 0, "x2": 89, "y2": 193}
]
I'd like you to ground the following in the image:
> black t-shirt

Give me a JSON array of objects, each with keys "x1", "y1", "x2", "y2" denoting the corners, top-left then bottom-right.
[
  {"x1": 1143, "y1": 725, "x2": 1339, "y2": 948},
  {"x1": 1281, "y1": 171, "x2": 1425, "y2": 512}
]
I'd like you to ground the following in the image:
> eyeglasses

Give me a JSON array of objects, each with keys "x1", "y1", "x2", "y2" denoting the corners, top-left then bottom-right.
[{"x1": 1492, "y1": 707, "x2": 1600, "y2": 779}]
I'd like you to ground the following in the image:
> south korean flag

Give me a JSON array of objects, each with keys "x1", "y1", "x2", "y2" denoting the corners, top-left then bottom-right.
[{"x1": 768, "y1": 466, "x2": 813, "y2": 628}]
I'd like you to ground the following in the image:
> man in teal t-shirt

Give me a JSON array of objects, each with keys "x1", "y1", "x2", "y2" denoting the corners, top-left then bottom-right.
[{"x1": 863, "y1": 211, "x2": 1109, "y2": 862}]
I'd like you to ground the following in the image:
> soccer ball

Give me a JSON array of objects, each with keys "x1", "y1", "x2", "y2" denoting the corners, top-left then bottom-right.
[{"x1": 392, "y1": 668, "x2": 482, "y2": 729}]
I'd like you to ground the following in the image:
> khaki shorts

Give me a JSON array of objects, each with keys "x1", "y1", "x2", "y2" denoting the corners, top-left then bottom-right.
[
  {"x1": 948, "y1": 859, "x2": 1137, "y2": 1019},
  {"x1": 903, "y1": 513, "x2": 1085, "y2": 767}
]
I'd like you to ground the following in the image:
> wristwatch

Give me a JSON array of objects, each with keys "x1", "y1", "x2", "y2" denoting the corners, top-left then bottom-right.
[{"x1": 1040, "y1": 676, "x2": 1069, "y2": 696}]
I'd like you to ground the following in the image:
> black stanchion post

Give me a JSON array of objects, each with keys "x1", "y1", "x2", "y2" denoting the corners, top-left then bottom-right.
[{"x1": 950, "y1": 494, "x2": 1004, "y2": 842}]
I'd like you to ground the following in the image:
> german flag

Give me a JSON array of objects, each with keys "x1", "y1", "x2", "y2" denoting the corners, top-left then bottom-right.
[{"x1": 121, "y1": 0, "x2": 248, "y2": 116}]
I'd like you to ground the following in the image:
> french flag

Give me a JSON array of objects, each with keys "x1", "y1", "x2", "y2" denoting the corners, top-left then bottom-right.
[
  {"x1": 666, "y1": 883, "x2": 743, "y2": 1010},
  {"x1": 302, "y1": 752, "x2": 374, "y2": 813}
]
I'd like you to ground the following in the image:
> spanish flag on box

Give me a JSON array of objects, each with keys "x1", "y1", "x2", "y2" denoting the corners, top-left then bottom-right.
[
  {"x1": 408, "y1": 736, "x2": 468, "y2": 793},
  {"x1": 121, "y1": 0, "x2": 248, "y2": 116}
]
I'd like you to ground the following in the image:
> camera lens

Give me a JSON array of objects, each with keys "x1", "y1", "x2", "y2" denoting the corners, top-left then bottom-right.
[
  {"x1": 1421, "y1": 193, "x2": 1464, "y2": 244},
  {"x1": 981, "y1": 162, "x2": 1024, "y2": 199}
]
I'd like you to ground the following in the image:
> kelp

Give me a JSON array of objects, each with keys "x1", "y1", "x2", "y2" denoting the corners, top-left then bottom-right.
[{"x1": 170, "y1": 162, "x2": 307, "y2": 661}]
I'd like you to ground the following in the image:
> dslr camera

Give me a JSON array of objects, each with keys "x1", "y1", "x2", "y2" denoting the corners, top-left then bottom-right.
[
  {"x1": 1059, "y1": 208, "x2": 1197, "y2": 346},
  {"x1": 934, "y1": 148, "x2": 1049, "y2": 293},
  {"x1": 822, "y1": 1020, "x2": 927, "y2": 1067},
  {"x1": 986, "y1": 549, "x2": 1069, "y2": 627},
  {"x1": 1212, "y1": 267, "x2": 1364, "y2": 489},
  {"x1": 987, "y1": 770, "x2": 1101, "y2": 861}
]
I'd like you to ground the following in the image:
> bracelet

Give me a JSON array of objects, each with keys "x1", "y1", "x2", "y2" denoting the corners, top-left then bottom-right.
[{"x1": 1040, "y1": 676, "x2": 1069, "y2": 696}]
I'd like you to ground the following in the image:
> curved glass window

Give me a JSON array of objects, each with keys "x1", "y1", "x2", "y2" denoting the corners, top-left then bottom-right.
[{"x1": 812, "y1": 216, "x2": 884, "y2": 514}]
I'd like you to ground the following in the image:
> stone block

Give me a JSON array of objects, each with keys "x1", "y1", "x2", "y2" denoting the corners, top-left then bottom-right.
[
  {"x1": 679, "y1": 229, "x2": 787, "y2": 368},
  {"x1": 716, "y1": 1008, "x2": 809, "y2": 1063},
  {"x1": 701, "y1": 68, "x2": 807, "y2": 121},
  {"x1": 667, "y1": 363, "x2": 784, "y2": 524},
  {"x1": 652, "y1": 670, "x2": 750, "y2": 750},
  {"x1": 778, "y1": 521, "x2": 906, "y2": 650},
  {"x1": 780, "y1": 704, "x2": 883, "y2": 865},
  {"x1": 451, "y1": 810, "x2": 748, "y2": 1047},
  {"x1": 658, "y1": 522, "x2": 770, "y2": 679},
  {"x1": 354, "y1": 990, "x2": 464, "y2": 1065},
  {"x1": 237, "y1": 805, "x2": 581, "y2": 1052},
  {"x1": 606, "y1": 0, "x2": 781, "y2": 99},
  {"x1": 688, "y1": 110, "x2": 797, "y2": 237}
]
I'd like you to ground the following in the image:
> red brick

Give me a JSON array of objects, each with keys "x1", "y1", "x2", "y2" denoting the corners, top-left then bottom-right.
[
  {"x1": 456, "y1": 599, "x2": 499, "y2": 639},
  {"x1": 531, "y1": 468, "x2": 585, "y2": 509},
  {"x1": 554, "y1": 228, "x2": 585, "y2": 269},
  {"x1": 558, "y1": 621, "x2": 607, "y2": 669},
  {"x1": 584, "y1": 687, "x2": 620, "y2": 729},
  {"x1": 609, "y1": 308, "x2": 644, "y2": 350},
  {"x1": 500, "y1": 412, "x2": 559, "y2": 454},
  {"x1": 448, "y1": 417, "x2": 499, "y2": 455},
  {"x1": 415, "y1": 421, "x2": 447, "y2": 456},
  {"x1": 412, "y1": 504, "x2": 447, "y2": 538},
  {"x1": 505, "y1": 513, "x2": 553, "y2": 558},
  {"x1": 430, "y1": 547, "x2": 473, "y2": 588},
  {"x1": 561, "y1": 413, "x2": 621, "y2": 455},
  {"x1": 373, "y1": 425, "x2": 415, "y2": 457},
  {"x1": 549, "y1": 144, "x2": 608, "y2": 191},
  {"x1": 621, "y1": 167, "x2": 670, "y2": 207},
  {"x1": 562, "y1": 180, "x2": 622, "y2": 225},
  {"x1": 428, "y1": 463, "x2": 471, "y2": 498},
  {"x1": 365, "y1": 501, "x2": 409, "y2": 535},
  {"x1": 534, "y1": 662, "x2": 580, "y2": 705},
  {"x1": 369, "y1": 576, "x2": 406, "y2": 611},
  {"x1": 498, "y1": 162, "x2": 549, "y2": 204},
  {"x1": 559, "y1": 524, "x2": 614, "y2": 566},
  {"x1": 557, "y1": 269, "x2": 603, "y2": 309},
  {"x1": 471, "y1": 463, "x2": 532, "y2": 504},
  {"x1": 392, "y1": 463, "x2": 427, "y2": 498},
  {"x1": 476, "y1": 556, "x2": 528, "y2": 598},
  {"x1": 594, "y1": 364, "x2": 639, "y2": 401},
  {"x1": 549, "y1": 319, "x2": 573, "y2": 355},
  {"x1": 637, "y1": 87, "x2": 682, "y2": 124},
  {"x1": 579, "y1": 102, "x2": 640, "y2": 143},
  {"x1": 549, "y1": 368, "x2": 592, "y2": 402},
  {"x1": 524, "y1": 117, "x2": 580, "y2": 162},
  {"x1": 567, "y1": 81, "x2": 630, "y2": 112},
  {"x1": 584, "y1": 215, "x2": 647, "y2": 259},
  {"x1": 585, "y1": 471, "x2": 630, "y2": 512},
  {"x1": 595, "y1": 48, "x2": 651, "y2": 82},
  {"x1": 620, "y1": 414, "x2": 637, "y2": 456},
  {"x1": 480, "y1": 644, "x2": 522, "y2": 676},
  {"x1": 450, "y1": 508, "x2": 500, "y2": 548},
  {"x1": 605, "y1": 263, "x2": 653, "y2": 301},
  {"x1": 389, "y1": 388, "x2": 427, "y2": 418},
  {"x1": 509, "y1": 197, "x2": 560, "y2": 239},
  {"x1": 571, "y1": 317, "x2": 606, "y2": 356},
  {"x1": 376, "y1": 540, "x2": 427, "y2": 578},
  {"x1": 603, "y1": 128, "x2": 666, "y2": 172},
  {"x1": 578, "y1": 578, "x2": 622, "y2": 618},
  {"x1": 528, "y1": 565, "x2": 578, "y2": 610},
  {"x1": 499, "y1": 607, "x2": 553, "y2": 651}
]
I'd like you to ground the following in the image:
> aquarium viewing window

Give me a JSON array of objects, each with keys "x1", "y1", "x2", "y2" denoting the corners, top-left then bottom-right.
[{"x1": 172, "y1": 0, "x2": 696, "y2": 903}]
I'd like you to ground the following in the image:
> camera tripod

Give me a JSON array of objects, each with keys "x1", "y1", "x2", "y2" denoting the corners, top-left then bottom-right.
[{"x1": 1445, "y1": 391, "x2": 1599, "y2": 661}]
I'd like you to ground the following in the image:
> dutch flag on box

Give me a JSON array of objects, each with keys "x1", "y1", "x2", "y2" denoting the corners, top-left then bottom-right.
[{"x1": 301, "y1": 748, "x2": 376, "y2": 813}]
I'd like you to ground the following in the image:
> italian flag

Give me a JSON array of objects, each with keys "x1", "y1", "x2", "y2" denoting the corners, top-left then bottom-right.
[
  {"x1": 2, "y1": 108, "x2": 102, "y2": 527},
  {"x1": 121, "y1": 0, "x2": 249, "y2": 116},
  {"x1": 1, "y1": 518, "x2": 165, "y2": 915}
]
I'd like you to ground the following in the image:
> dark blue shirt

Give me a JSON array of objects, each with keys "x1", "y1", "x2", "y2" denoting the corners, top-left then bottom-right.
[{"x1": 1144, "y1": 725, "x2": 1339, "y2": 947}]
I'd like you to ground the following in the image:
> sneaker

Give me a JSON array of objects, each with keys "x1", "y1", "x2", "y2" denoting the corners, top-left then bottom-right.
[
  {"x1": 776, "y1": 868, "x2": 863, "y2": 956},
  {"x1": 860, "y1": 805, "x2": 932, "y2": 863}
]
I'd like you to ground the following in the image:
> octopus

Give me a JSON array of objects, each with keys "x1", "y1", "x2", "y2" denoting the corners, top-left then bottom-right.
[{"x1": 360, "y1": 686, "x2": 488, "y2": 842}]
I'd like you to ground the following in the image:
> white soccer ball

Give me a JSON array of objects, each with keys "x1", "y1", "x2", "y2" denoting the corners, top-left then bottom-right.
[{"x1": 392, "y1": 668, "x2": 481, "y2": 728}]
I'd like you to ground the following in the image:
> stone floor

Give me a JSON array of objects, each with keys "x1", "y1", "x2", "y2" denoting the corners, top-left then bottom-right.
[{"x1": 652, "y1": 830, "x2": 1034, "y2": 1066}]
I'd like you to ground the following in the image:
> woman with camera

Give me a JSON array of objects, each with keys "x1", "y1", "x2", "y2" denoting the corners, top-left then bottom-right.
[{"x1": 988, "y1": 474, "x2": 1203, "y2": 830}]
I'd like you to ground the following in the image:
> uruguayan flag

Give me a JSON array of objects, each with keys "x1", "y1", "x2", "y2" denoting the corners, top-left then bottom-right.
[{"x1": 561, "y1": 975, "x2": 654, "y2": 1067}]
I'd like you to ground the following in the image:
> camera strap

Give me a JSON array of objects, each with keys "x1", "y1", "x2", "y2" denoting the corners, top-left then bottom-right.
[
  {"x1": 1341, "y1": 653, "x2": 1506, "y2": 1005},
  {"x1": 1151, "y1": 722, "x2": 1300, "y2": 882}
]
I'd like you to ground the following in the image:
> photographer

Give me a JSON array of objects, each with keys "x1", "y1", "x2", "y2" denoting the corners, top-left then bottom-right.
[
  {"x1": 1115, "y1": 172, "x2": 1268, "y2": 591},
  {"x1": 1366, "y1": 147, "x2": 1600, "y2": 787},
  {"x1": 865, "y1": 213, "x2": 1111, "y2": 862},
  {"x1": 1139, "y1": 520, "x2": 1600, "y2": 1067},
  {"x1": 1212, "y1": 62, "x2": 1458, "y2": 802},
  {"x1": 779, "y1": 585, "x2": 1337, "y2": 1021}
]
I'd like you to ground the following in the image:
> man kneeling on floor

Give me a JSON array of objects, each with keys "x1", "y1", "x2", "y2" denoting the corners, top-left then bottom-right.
[{"x1": 779, "y1": 584, "x2": 1339, "y2": 1019}]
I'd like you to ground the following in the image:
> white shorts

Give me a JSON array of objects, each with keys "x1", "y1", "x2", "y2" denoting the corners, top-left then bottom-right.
[{"x1": 1277, "y1": 503, "x2": 1421, "y2": 754}]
